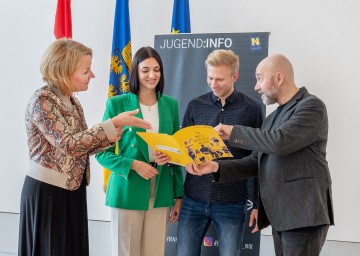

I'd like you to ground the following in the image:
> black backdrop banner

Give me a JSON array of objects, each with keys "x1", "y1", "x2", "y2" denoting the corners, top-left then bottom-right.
[{"x1": 154, "y1": 32, "x2": 269, "y2": 256}]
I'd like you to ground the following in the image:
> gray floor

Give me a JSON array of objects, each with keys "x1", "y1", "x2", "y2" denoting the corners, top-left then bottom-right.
[{"x1": 1, "y1": 212, "x2": 360, "y2": 256}]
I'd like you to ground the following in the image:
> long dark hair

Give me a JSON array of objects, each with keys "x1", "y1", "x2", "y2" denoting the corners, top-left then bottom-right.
[{"x1": 129, "y1": 46, "x2": 165, "y2": 96}]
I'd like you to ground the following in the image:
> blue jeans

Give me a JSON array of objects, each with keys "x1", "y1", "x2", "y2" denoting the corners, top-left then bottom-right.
[{"x1": 176, "y1": 196, "x2": 246, "y2": 256}]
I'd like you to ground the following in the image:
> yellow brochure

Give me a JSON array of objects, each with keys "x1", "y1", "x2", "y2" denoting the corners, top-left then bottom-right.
[{"x1": 136, "y1": 125, "x2": 233, "y2": 167}]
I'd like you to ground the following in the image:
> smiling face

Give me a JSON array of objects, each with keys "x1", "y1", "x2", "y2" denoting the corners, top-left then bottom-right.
[
  {"x1": 137, "y1": 57, "x2": 161, "y2": 92},
  {"x1": 70, "y1": 54, "x2": 95, "y2": 93},
  {"x1": 207, "y1": 64, "x2": 238, "y2": 101}
]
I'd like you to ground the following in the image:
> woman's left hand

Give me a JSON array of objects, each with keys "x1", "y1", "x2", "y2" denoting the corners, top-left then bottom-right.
[
  {"x1": 169, "y1": 198, "x2": 182, "y2": 223},
  {"x1": 108, "y1": 127, "x2": 123, "y2": 143},
  {"x1": 153, "y1": 151, "x2": 170, "y2": 165}
]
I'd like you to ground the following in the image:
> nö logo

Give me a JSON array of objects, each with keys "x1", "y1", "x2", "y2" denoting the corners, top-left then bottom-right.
[{"x1": 250, "y1": 36, "x2": 262, "y2": 51}]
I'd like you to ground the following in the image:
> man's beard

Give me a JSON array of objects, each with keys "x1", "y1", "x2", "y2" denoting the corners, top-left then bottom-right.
[
  {"x1": 261, "y1": 79, "x2": 279, "y2": 105},
  {"x1": 261, "y1": 93, "x2": 277, "y2": 105}
]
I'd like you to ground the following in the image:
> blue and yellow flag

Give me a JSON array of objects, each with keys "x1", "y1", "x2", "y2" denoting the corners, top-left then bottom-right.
[
  {"x1": 108, "y1": 0, "x2": 132, "y2": 97},
  {"x1": 104, "y1": 0, "x2": 132, "y2": 191},
  {"x1": 171, "y1": 0, "x2": 191, "y2": 34}
]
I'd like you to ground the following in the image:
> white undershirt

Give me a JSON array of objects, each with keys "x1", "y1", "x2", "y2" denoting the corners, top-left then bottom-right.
[
  {"x1": 139, "y1": 102, "x2": 159, "y2": 199},
  {"x1": 139, "y1": 102, "x2": 159, "y2": 161}
]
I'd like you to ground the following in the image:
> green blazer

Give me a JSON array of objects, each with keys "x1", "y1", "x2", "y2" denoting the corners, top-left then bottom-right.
[{"x1": 96, "y1": 93, "x2": 184, "y2": 210}]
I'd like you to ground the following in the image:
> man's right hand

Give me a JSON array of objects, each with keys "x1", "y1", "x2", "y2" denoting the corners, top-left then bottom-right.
[
  {"x1": 185, "y1": 161, "x2": 219, "y2": 176},
  {"x1": 214, "y1": 124, "x2": 233, "y2": 140}
]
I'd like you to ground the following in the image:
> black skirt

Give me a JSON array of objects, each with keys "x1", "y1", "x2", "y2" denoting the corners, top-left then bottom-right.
[{"x1": 18, "y1": 175, "x2": 89, "y2": 256}]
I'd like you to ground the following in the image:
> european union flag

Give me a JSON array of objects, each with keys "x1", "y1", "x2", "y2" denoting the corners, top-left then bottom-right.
[
  {"x1": 171, "y1": 0, "x2": 191, "y2": 33},
  {"x1": 108, "y1": 0, "x2": 132, "y2": 97},
  {"x1": 104, "y1": 0, "x2": 132, "y2": 191}
]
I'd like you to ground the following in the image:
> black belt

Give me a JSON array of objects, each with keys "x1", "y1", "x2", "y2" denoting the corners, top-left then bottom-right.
[
  {"x1": 150, "y1": 162, "x2": 158, "y2": 168},
  {"x1": 150, "y1": 162, "x2": 178, "y2": 168}
]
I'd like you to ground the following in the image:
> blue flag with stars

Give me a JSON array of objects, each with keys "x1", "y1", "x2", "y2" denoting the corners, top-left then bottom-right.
[
  {"x1": 108, "y1": 0, "x2": 132, "y2": 97},
  {"x1": 171, "y1": 0, "x2": 191, "y2": 33}
]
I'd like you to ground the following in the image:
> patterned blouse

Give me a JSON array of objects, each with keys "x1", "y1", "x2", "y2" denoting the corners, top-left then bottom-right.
[{"x1": 25, "y1": 85, "x2": 115, "y2": 190}]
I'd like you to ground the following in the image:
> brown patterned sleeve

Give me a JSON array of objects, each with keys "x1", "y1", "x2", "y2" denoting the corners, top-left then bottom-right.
[{"x1": 26, "y1": 92, "x2": 112, "y2": 158}]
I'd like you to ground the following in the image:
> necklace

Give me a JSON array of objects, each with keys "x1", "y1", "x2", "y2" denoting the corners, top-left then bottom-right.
[{"x1": 139, "y1": 96, "x2": 158, "y2": 111}]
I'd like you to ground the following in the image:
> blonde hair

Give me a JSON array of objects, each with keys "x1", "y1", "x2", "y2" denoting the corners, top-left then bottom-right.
[
  {"x1": 205, "y1": 49, "x2": 239, "y2": 75},
  {"x1": 40, "y1": 38, "x2": 92, "y2": 95}
]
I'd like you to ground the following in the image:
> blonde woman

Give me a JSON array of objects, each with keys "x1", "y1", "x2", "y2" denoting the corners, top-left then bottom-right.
[{"x1": 18, "y1": 39, "x2": 151, "y2": 256}]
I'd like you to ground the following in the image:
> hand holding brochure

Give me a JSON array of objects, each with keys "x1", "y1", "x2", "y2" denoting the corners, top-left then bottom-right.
[{"x1": 136, "y1": 125, "x2": 233, "y2": 167}]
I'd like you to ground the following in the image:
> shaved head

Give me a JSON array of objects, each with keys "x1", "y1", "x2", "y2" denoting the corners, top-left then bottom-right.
[
  {"x1": 259, "y1": 54, "x2": 294, "y2": 84},
  {"x1": 255, "y1": 54, "x2": 298, "y2": 105}
]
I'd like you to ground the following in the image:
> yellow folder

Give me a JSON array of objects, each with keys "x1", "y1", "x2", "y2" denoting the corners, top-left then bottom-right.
[{"x1": 137, "y1": 125, "x2": 233, "y2": 166}]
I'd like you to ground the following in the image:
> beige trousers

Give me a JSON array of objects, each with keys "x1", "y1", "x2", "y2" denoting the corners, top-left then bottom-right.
[{"x1": 111, "y1": 199, "x2": 170, "y2": 256}]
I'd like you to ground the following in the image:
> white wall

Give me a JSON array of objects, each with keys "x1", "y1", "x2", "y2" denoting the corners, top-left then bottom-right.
[{"x1": 0, "y1": 0, "x2": 359, "y2": 244}]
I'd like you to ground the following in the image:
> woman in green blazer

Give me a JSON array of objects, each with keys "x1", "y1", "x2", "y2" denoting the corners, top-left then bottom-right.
[{"x1": 96, "y1": 47, "x2": 183, "y2": 256}]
